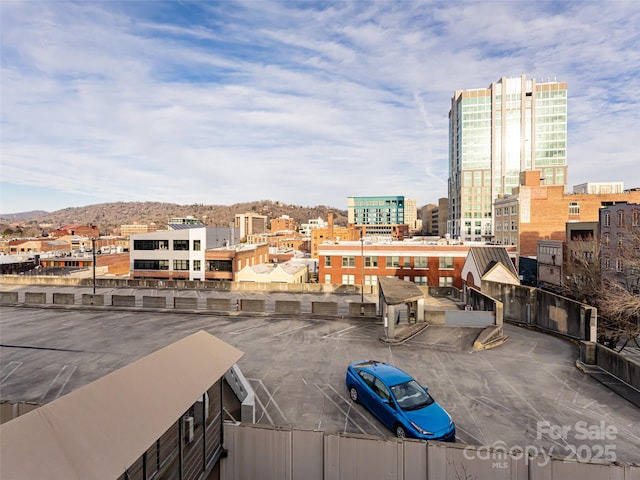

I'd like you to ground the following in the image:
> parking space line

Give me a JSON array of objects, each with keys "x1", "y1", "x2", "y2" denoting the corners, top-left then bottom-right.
[
  {"x1": 39, "y1": 365, "x2": 77, "y2": 403},
  {"x1": 273, "y1": 324, "x2": 314, "y2": 337},
  {"x1": 229, "y1": 321, "x2": 271, "y2": 336},
  {"x1": 247, "y1": 378, "x2": 288, "y2": 423},
  {"x1": 314, "y1": 383, "x2": 386, "y2": 436},
  {"x1": 0, "y1": 361, "x2": 22, "y2": 385}
]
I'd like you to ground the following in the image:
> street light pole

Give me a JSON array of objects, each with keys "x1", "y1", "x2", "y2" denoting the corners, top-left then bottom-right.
[
  {"x1": 92, "y1": 237, "x2": 96, "y2": 295},
  {"x1": 360, "y1": 232, "x2": 364, "y2": 305}
]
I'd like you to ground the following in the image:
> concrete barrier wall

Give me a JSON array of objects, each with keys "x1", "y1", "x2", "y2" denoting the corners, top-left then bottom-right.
[
  {"x1": 174, "y1": 297, "x2": 198, "y2": 310},
  {"x1": 467, "y1": 287, "x2": 503, "y2": 325},
  {"x1": 52, "y1": 293, "x2": 75, "y2": 305},
  {"x1": 241, "y1": 299, "x2": 265, "y2": 313},
  {"x1": 207, "y1": 298, "x2": 231, "y2": 312},
  {"x1": 221, "y1": 423, "x2": 639, "y2": 480},
  {"x1": 112, "y1": 295, "x2": 136, "y2": 307},
  {"x1": 81, "y1": 294, "x2": 105, "y2": 306},
  {"x1": 1, "y1": 275, "x2": 377, "y2": 295},
  {"x1": 596, "y1": 343, "x2": 640, "y2": 390},
  {"x1": 142, "y1": 296, "x2": 166, "y2": 309},
  {"x1": 25, "y1": 292, "x2": 46, "y2": 304},
  {"x1": 445, "y1": 311, "x2": 495, "y2": 327},
  {"x1": 274, "y1": 300, "x2": 301, "y2": 315},
  {"x1": 482, "y1": 282, "x2": 596, "y2": 342},
  {"x1": 0, "y1": 291, "x2": 19, "y2": 304},
  {"x1": 312, "y1": 302, "x2": 338, "y2": 316},
  {"x1": 347, "y1": 303, "x2": 377, "y2": 318}
]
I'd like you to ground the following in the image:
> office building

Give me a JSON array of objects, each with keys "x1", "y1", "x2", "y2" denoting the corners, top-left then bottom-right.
[
  {"x1": 448, "y1": 75, "x2": 568, "y2": 241},
  {"x1": 347, "y1": 195, "x2": 408, "y2": 238},
  {"x1": 235, "y1": 213, "x2": 268, "y2": 240}
]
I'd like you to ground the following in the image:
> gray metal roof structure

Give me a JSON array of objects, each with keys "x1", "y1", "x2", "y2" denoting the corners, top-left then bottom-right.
[{"x1": 377, "y1": 276, "x2": 424, "y2": 305}]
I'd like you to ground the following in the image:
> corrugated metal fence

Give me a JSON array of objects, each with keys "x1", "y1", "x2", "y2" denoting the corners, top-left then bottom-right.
[{"x1": 221, "y1": 423, "x2": 640, "y2": 480}]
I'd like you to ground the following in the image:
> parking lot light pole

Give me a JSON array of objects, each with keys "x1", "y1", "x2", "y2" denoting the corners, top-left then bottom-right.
[
  {"x1": 360, "y1": 232, "x2": 364, "y2": 306},
  {"x1": 92, "y1": 237, "x2": 96, "y2": 295}
]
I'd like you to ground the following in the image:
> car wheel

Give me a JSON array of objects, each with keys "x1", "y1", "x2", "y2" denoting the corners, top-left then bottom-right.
[
  {"x1": 349, "y1": 385, "x2": 359, "y2": 403},
  {"x1": 395, "y1": 424, "x2": 406, "y2": 439}
]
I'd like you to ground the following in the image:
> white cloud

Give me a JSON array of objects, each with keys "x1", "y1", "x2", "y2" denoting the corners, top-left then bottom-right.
[{"x1": 1, "y1": 0, "x2": 639, "y2": 214}]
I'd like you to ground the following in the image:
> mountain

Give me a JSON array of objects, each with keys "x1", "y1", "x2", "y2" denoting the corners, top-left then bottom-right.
[
  {"x1": 1, "y1": 201, "x2": 348, "y2": 235},
  {"x1": 0, "y1": 210, "x2": 49, "y2": 223}
]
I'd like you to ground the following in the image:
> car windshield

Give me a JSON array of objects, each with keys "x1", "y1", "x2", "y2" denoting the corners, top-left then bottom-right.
[{"x1": 391, "y1": 380, "x2": 435, "y2": 411}]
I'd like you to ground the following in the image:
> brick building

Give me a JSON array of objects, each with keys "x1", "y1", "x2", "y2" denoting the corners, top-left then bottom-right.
[
  {"x1": 318, "y1": 240, "x2": 517, "y2": 289},
  {"x1": 270, "y1": 215, "x2": 296, "y2": 233},
  {"x1": 49, "y1": 224, "x2": 99, "y2": 238},
  {"x1": 310, "y1": 213, "x2": 361, "y2": 259},
  {"x1": 204, "y1": 244, "x2": 269, "y2": 281},
  {"x1": 600, "y1": 202, "x2": 640, "y2": 294},
  {"x1": 494, "y1": 171, "x2": 640, "y2": 256}
]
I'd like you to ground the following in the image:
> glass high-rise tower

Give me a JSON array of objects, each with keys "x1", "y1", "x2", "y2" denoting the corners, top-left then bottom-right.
[{"x1": 448, "y1": 75, "x2": 568, "y2": 241}]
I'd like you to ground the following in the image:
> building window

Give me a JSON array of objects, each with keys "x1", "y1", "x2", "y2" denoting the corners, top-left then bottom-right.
[
  {"x1": 342, "y1": 256, "x2": 355, "y2": 268},
  {"x1": 415, "y1": 257, "x2": 428, "y2": 268},
  {"x1": 603, "y1": 212, "x2": 610, "y2": 227},
  {"x1": 193, "y1": 260, "x2": 201, "y2": 271},
  {"x1": 134, "y1": 239, "x2": 168, "y2": 250},
  {"x1": 511, "y1": 206, "x2": 517, "y2": 214},
  {"x1": 174, "y1": 260, "x2": 189, "y2": 271},
  {"x1": 616, "y1": 259, "x2": 623, "y2": 273},
  {"x1": 386, "y1": 256, "x2": 400, "y2": 268},
  {"x1": 603, "y1": 233, "x2": 610, "y2": 247},
  {"x1": 569, "y1": 202, "x2": 580, "y2": 214},
  {"x1": 400, "y1": 257, "x2": 408, "y2": 268},
  {"x1": 365, "y1": 256, "x2": 378, "y2": 268},
  {"x1": 439, "y1": 257, "x2": 454, "y2": 269},
  {"x1": 496, "y1": 208, "x2": 502, "y2": 216},
  {"x1": 617, "y1": 211, "x2": 625, "y2": 226},
  {"x1": 511, "y1": 221, "x2": 518, "y2": 231},
  {"x1": 193, "y1": 240, "x2": 201, "y2": 251},
  {"x1": 342, "y1": 274, "x2": 355, "y2": 285},
  {"x1": 364, "y1": 275, "x2": 378, "y2": 286},
  {"x1": 414, "y1": 276, "x2": 428, "y2": 285},
  {"x1": 633, "y1": 211, "x2": 640, "y2": 226},
  {"x1": 325, "y1": 256, "x2": 332, "y2": 267},
  {"x1": 439, "y1": 276, "x2": 453, "y2": 287},
  {"x1": 173, "y1": 240, "x2": 189, "y2": 251},
  {"x1": 134, "y1": 259, "x2": 169, "y2": 270},
  {"x1": 208, "y1": 260, "x2": 232, "y2": 272},
  {"x1": 603, "y1": 257, "x2": 610, "y2": 270},
  {"x1": 324, "y1": 274, "x2": 332, "y2": 284}
]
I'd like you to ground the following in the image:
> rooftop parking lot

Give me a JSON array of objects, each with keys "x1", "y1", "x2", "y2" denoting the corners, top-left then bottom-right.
[{"x1": 1, "y1": 296, "x2": 639, "y2": 464}]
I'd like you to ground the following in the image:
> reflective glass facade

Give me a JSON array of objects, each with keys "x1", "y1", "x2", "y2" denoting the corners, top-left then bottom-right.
[{"x1": 448, "y1": 76, "x2": 568, "y2": 241}]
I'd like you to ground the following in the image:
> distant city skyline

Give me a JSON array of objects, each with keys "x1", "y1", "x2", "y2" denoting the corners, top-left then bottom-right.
[{"x1": 2, "y1": 1, "x2": 639, "y2": 214}]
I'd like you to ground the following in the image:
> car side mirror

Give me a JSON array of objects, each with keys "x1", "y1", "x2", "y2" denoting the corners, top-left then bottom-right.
[
  {"x1": 424, "y1": 386, "x2": 429, "y2": 392},
  {"x1": 385, "y1": 399, "x2": 396, "y2": 409}
]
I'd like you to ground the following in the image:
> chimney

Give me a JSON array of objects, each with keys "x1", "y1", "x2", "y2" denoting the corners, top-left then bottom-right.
[{"x1": 328, "y1": 212, "x2": 334, "y2": 241}]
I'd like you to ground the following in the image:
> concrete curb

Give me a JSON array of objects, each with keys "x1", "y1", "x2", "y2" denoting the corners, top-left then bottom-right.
[{"x1": 473, "y1": 325, "x2": 508, "y2": 350}]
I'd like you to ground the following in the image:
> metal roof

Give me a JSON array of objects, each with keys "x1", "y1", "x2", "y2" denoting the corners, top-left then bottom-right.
[
  {"x1": 469, "y1": 246, "x2": 518, "y2": 277},
  {"x1": 0, "y1": 331, "x2": 244, "y2": 480},
  {"x1": 377, "y1": 276, "x2": 424, "y2": 305}
]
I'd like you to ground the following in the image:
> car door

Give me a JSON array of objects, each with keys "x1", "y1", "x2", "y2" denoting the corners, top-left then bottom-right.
[
  {"x1": 368, "y1": 376, "x2": 398, "y2": 430},
  {"x1": 356, "y1": 370, "x2": 377, "y2": 408}
]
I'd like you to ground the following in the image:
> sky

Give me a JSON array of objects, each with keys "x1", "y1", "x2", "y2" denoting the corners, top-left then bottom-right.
[{"x1": 1, "y1": 1, "x2": 639, "y2": 214}]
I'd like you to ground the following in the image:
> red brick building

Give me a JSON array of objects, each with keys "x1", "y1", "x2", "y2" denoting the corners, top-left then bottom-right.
[
  {"x1": 494, "y1": 171, "x2": 640, "y2": 256},
  {"x1": 49, "y1": 225, "x2": 99, "y2": 238},
  {"x1": 318, "y1": 241, "x2": 517, "y2": 289},
  {"x1": 270, "y1": 216, "x2": 296, "y2": 233}
]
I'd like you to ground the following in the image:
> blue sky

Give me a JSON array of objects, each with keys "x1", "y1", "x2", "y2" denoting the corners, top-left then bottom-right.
[{"x1": 1, "y1": 0, "x2": 639, "y2": 214}]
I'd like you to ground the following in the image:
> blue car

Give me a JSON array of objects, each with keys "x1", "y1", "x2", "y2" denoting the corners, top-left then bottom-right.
[{"x1": 345, "y1": 360, "x2": 455, "y2": 442}]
